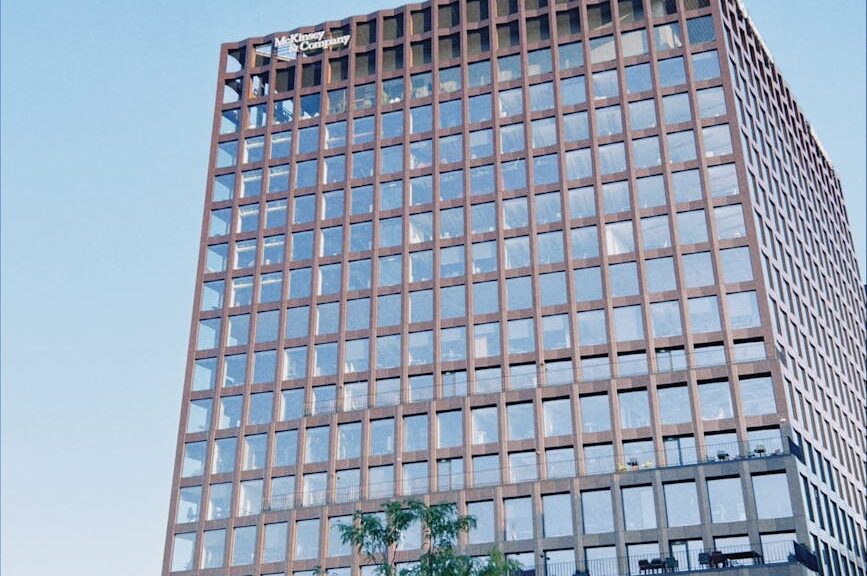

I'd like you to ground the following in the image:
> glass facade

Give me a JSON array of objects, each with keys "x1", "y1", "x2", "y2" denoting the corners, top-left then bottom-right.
[{"x1": 165, "y1": 1, "x2": 866, "y2": 575}]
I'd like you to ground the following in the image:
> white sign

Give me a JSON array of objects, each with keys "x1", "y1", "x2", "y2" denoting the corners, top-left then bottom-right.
[{"x1": 275, "y1": 30, "x2": 351, "y2": 56}]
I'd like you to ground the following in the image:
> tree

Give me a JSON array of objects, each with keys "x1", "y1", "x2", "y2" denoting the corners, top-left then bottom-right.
[{"x1": 339, "y1": 499, "x2": 521, "y2": 576}]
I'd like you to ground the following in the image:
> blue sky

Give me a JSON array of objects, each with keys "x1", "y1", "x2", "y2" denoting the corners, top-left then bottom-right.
[{"x1": 1, "y1": 1, "x2": 863, "y2": 574}]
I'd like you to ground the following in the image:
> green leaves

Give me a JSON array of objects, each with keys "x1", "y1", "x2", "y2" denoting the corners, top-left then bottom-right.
[{"x1": 339, "y1": 499, "x2": 516, "y2": 576}]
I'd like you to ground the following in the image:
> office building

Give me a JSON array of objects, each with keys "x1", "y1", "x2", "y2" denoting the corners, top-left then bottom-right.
[{"x1": 163, "y1": 1, "x2": 866, "y2": 575}]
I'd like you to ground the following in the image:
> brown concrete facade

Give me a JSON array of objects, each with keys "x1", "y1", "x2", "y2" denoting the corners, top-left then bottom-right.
[{"x1": 162, "y1": 1, "x2": 865, "y2": 575}]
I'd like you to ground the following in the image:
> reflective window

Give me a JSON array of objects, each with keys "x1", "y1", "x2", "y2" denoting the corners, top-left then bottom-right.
[
  {"x1": 581, "y1": 394, "x2": 611, "y2": 432},
  {"x1": 720, "y1": 247, "x2": 753, "y2": 283},
  {"x1": 619, "y1": 390, "x2": 650, "y2": 428},
  {"x1": 658, "y1": 386, "x2": 691, "y2": 424},
  {"x1": 739, "y1": 376, "x2": 776, "y2": 415},
  {"x1": 629, "y1": 99, "x2": 657, "y2": 130},
  {"x1": 507, "y1": 403, "x2": 535, "y2": 441},
  {"x1": 504, "y1": 497, "x2": 534, "y2": 541},
  {"x1": 437, "y1": 411, "x2": 463, "y2": 448},
  {"x1": 664, "y1": 482, "x2": 700, "y2": 526},
  {"x1": 699, "y1": 381, "x2": 733, "y2": 420},
  {"x1": 543, "y1": 494, "x2": 574, "y2": 537},
  {"x1": 707, "y1": 477, "x2": 746, "y2": 522},
  {"x1": 543, "y1": 398, "x2": 573, "y2": 437},
  {"x1": 574, "y1": 267, "x2": 603, "y2": 302},
  {"x1": 752, "y1": 474, "x2": 793, "y2": 519},
  {"x1": 622, "y1": 485, "x2": 656, "y2": 530},
  {"x1": 468, "y1": 501, "x2": 495, "y2": 543},
  {"x1": 682, "y1": 252, "x2": 714, "y2": 288},
  {"x1": 582, "y1": 490, "x2": 614, "y2": 533}
]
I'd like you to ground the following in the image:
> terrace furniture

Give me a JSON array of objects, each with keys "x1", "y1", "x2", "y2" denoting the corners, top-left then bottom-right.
[{"x1": 638, "y1": 558, "x2": 667, "y2": 573}]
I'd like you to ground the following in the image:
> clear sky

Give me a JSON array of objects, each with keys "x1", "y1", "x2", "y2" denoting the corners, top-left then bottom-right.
[{"x1": 0, "y1": 1, "x2": 863, "y2": 574}]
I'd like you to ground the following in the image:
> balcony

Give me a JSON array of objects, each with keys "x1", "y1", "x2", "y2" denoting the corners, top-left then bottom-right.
[
  {"x1": 262, "y1": 435, "x2": 798, "y2": 512},
  {"x1": 535, "y1": 542, "x2": 819, "y2": 576}
]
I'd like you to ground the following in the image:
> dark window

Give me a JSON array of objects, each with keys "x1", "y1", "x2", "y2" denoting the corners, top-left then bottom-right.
[
  {"x1": 356, "y1": 20, "x2": 376, "y2": 46},
  {"x1": 301, "y1": 62, "x2": 321, "y2": 87},
  {"x1": 587, "y1": 2, "x2": 613, "y2": 29},
  {"x1": 275, "y1": 68, "x2": 294, "y2": 93},
  {"x1": 412, "y1": 40, "x2": 432, "y2": 65},
  {"x1": 498, "y1": 22, "x2": 520, "y2": 48},
  {"x1": 526, "y1": 16, "x2": 550, "y2": 42},
  {"x1": 411, "y1": 8, "x2": 431, "y2": 33},
  {"x1": 618, "y1": 0, "x2": 644, "y2": 23},
  {"x1": 467, "y1": 28, "x2": 491, "y2": 55},
  {"x1": 439, "y1": 3, "x2": 460, "y2": 29},
  {"x1": 556, "y1": 10, "x2": 581, "y2": 37},
  {"x1": 355, "y1": 51, "x2": 375, "y2": 77},
  {"x1": 329, "y1": 57, "x2": 348, "y2": 83},
  {"x1": 439, "y1": 34, "x2": 461, "y2": 60},
  {"x1": 383, "y1": 46, "x2": 404, "y2": 72},
  {"x1": 497, "y1": 0, "x2": 518, "y2": 17},
  {"x1": 467, "y1": 0, "x2": 489, "y2": 22},
  {"x1": 383, "y1": 14, "x2": 404, "y2": 40}
]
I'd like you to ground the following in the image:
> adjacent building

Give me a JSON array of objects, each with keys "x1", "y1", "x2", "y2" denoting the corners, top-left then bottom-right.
[{"x1": 163, "y1": 1, "x2": 866, "y2": 575}]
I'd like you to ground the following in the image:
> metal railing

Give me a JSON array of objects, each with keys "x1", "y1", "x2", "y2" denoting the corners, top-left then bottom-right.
[
  {"x1": 263, "y1": 436, "x2": 794, "y2": 511},
  {"x1": 522, "y1": 541, "x2": 817, "y2": 576}
]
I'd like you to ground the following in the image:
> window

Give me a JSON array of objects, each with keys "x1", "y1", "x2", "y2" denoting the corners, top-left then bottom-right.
[
  {"x1": 543, "y1": 399, "x2": 572, "y2": 437},
  {"x1": 294, "y1": 519, "x2": 320, "y2": 560},
  {"x1": 752, "y1": 474, "x2": 793, "y2": 519},
  {"x1": 368, "y1": 465, "x2": 394, "y2": 499},
  {"x1": 507, "y1": 403, "x2": 534, "y2": 441},
  {"x1": 473, "y1": 454, "x2": 499, "y2": 486},
  {"x1": 509, "y1": 451, "x2": 537, "y2": 482},
  {"x1": 403, "y1": 462, "x2": 428, "y2": 495},
  {"x1": 437, "y1": 411, "x2": 463, "y2": 448},
  {"x1": 578, "y1": 309, "x2": 607, "y2": 346},
  {"x1": 586, "y1": 547, "x2": 617, "y2": 576},
  {"x1": 630, "y1": 99, "x2": 657, "y2": 131},
  {"x1": 472, "y1": 407, "x2": 498, "y2": 444},
  {"x1": 582, "y1": 490, "x2": 614, "y2": 533},
  {"x1": 688, "y1": 295, "x2": 720, "y2": 333},
  {"x1": 699, "y1": 381, "x2": 733, "y2": 420},
  {"x1": 543, "y1": 494, "x2": 573, "y2": 537},
  {"x1": 337, "y1": 422, "x2": 361, "y2": 460},
  {"x1": 231, "y1": 526, "x2": 257, "y2": 566},
  {"x1": 658, "y1": 386, "x2": 691, "y2": 424},
  {"x1": 664, "y1": 482, "x2": 700, "y2": 526},
  {"x1": 738, "y1": 376, "x2": 775, "y2": 416},
  {"x1": 605, "y1": 220, "x2": 634, "y2": 255},
  {"x1": 547, "y1": 447, "x2": 576, "y2": 478},
  {"x1": 614, "y1": 305, "x2": 644, "y2": 342},
  {"x1": 628, "y1": 543, "x2": 660, "y2": 576},
  {"x1": 720, "y1": 247, "x2": 752, "y2": 283},
  {"x1": 468, "y1": 501, "x2": 494, "y2": 543},
  {"x1": 507, "y1": 317, "x2": 535, "y2": 353},
  {"x1": 707, "y1": 478, "x2": 746, "y2": 522},
  {"x1": 581, "y1": 395, "x2": 610, "y2": 432},
  {"x1": 682, "y1": 252, "x2": 714, "y2": 288},
  {"x1": 574, "y1": 267, "x2": 603, "y2": 302},
  {"x1": 619, "y1": 390, "x2": 650, "y2": 428},
  {"x1": 622, "y1": 485, "x2": 656, "y2": 530},
  {"x1": 703, "y1": 124, "x2": 733, "y2": 157},
  {"x1": 543, "y1": 314, "x2": 571, "y2": 350},
  {"x1": 504, "y1": 498, "x2": 533, "y2": 540},
  {"x1": 727, "y1": 291, "x2": 761, "y2": 329},
  {"x1": 199, "y1": 529, "x2": 224, "y2": 568}
]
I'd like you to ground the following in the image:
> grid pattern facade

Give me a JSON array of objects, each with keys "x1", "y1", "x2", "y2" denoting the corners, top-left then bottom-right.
[{"x1": 162, "y1": 1, "x2": 865, "y2": 575}]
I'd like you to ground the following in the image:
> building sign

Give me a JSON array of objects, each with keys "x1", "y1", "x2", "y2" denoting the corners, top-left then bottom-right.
[{"x1": 274, "y1": 30, "x2": 351, "y2": 57}]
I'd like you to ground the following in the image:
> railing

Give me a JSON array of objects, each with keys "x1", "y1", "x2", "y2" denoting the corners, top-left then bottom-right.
[
  {"x1": 291, "y1": 346, "x2": 775, "y2": 419},
  {"x1": 262, "y1": 436, "x2": 794, "y2": 511},
  {"x1": 523, "y1": 541, "x2": 817, "y2": 576}
]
